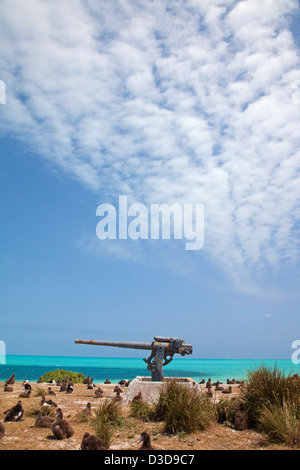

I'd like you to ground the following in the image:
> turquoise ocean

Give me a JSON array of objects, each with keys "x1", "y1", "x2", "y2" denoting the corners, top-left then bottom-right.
[{"x1": 1, "y1": 355, "x2": 299, "y2": 383}]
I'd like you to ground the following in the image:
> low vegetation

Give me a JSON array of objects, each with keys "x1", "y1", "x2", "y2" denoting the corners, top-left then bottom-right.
[
  {"x1": 216, "y1": 396, "x2": 242, "y2": 426},
  {"x1": 128, "y1": 366, "x2": 300, "y2": 447},
  {"x1": 258, "y1": 399, "x2": 300, "y2": 447},
  {"x1": 130, "y1": 380, "x2": 217, "y2": 434},
  {"x1": 129, "y1": 399, "x2": 154, "y2": 422},
  {"x1": 39, "y1": 369, "x2": 86, "y2": 384},
  {"x1": 93, "y1": 399, "x2": 124, "y2": 449},
  {"x1": 239, "y1": 364, "x2": 300, "y2": 447}
]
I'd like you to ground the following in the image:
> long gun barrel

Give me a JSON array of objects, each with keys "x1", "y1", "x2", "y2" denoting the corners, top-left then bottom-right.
[{"x1": 75, "y1": 339, "x2": 153, "y2": 350}]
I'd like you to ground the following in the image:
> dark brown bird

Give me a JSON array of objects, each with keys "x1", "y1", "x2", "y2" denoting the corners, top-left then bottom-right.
[
  {"x1": 23, "y1": 380, "x2": 32, "y2": 390},
  {"x1": 132, "y1": 391, "x2": 143, "y2": 402},
  {"x1": 0, "y1": 422, "x2": 5, "y2": 440},
  {"x1": 19, "y1": 390, "x2": 31, "y2": 398},
  {"x1": 87, "y1": 379, "x2": 94, "y2": 390},
  {"x1": 94, "y1": 388, "x2": 103, "y2": 398},
  {"x1": 4, "y1": 401, "x2": 24, "y2": 422},
  {"x1": 80, "y1": 432, "x2": 105, "y2": 450},
  {"x1": 234, "y1": 403, "x2": 248, "y2": 431},
  {"x1": 114, "y1": 390, "x2": 122, "y2": 401},
  {"x1": 34, "y1": 410, "x2": 55, "y2": 428},
  {"x1": 118, "y1": 379, "x2": 128, "y2": 386},
  {"x1": 138, "y1": 432, "x2": 153, "y2": 450},
  {"x1": 4, "y1": 383, "x2": 13, "y2": 392},
  {"x1": 59, "y1": 382, "x2": 67, "y2": 392},
  {"x1": 41, "y1": 397, "x2": 57, "y2": 407},
  {"x1": 215, "y1": 384, "x2": 224, "y2": 391},
  {"x1": 82, "y1": 402, "x2": 92, "y2": 415},
  {"x1": 199, "y1": 379, "x2": 205, "y2": 384},
  {"x1": 104, "y1": 378, "x2": 111, "y2": 384},
  {"x1": 48, "y1": 387, "x2": 56, "y2": 396},
  {"x1": 51, "y1": 408, "x2": 74, "y2": 440},
  {"x1": 66, "y1": 382, "x2": 74, "y2": 394},
  {"x1": 82, "y1": 376, "x2": 90, "y2": 384},
  {"x1": 222, "y1": 386, "x2": 232, "y2": 394},
  {"x1": 5, "y1": 374, "x2": 15, "y2": 385}
]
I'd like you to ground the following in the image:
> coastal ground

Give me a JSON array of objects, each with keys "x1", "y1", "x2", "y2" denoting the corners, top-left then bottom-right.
[{"x1": 0, "y1": 381, "x2": 291, "y2": 451}]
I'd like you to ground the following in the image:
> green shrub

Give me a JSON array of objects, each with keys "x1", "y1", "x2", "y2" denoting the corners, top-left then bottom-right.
[
  {"x1": 153, "y1": 380, "x2": 216, "y2": 434},
  {"x1": 39, "y1": 369, "x2": 86, "y2": 384}
]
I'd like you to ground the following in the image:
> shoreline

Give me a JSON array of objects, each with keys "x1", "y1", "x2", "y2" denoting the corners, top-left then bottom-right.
[{"x1": 1, "y1": 356, "x2": 299, "y2": 384}]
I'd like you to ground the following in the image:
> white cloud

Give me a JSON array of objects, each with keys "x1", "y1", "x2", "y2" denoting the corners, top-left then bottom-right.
[{"x1": 0, "y1": 0, "x2": 300, "y2": 294}]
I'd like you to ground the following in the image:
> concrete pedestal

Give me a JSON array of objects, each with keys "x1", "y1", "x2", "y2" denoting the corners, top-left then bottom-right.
[{"x1": 122, "y1": 376, "x2": 199, "y2": 404}]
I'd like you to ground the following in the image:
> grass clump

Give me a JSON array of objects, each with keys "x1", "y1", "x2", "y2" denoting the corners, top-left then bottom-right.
[
  {"x1": 75, "y1": 411, "x2": 91, "y2": 423},
  {"x1": 240, "y1": 364, "x2": 300, "y2": 427},
  {"x1": 240, "y1": 364, "x2": 300, "y2": 447},
  {"x1": 40, "y1": 369, "x2": 86, "y2": 384},
  {"x1": 93, "y1": 399, "x2": 124, "y2": 449},
  {"x1": 153, "y1": 380, "x2": 216, "y2": 434},
  {"x1": 93, "y1": 415, "x2": 115, "y2": 450},
  {"x1": 28, "y1": 405, "x2": 55, "y2": 417},
  {"x1": 129, "y1": 399, "x2": 154, "y2": 422},
  {"x1": 94, "y1": 399, "x2": 123, "y2": 426},
  {"x1": 35, "y1": 387, "x2": 46, "y2": 397},
  {"x1": 258, "y1": 399, "x2": 300, "y2": 448},
  {"x1": 216, "y1": 397, "x2": 242, "y2": 426}
]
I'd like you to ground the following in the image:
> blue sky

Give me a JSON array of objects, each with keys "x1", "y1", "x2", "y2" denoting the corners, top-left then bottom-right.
[{"x1": 0, "y1": 0, "x2": 300, "y2": 360}]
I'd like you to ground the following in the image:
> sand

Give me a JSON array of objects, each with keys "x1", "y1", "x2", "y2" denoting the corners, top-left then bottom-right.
[{"x1": 0, "y1": 381, "x2": 291, "y2": 451}]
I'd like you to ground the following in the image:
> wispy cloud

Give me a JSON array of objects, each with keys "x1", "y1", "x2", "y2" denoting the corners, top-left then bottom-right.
[{"x1": 1, "y1": 0, "x2": 300, "y2": 294}]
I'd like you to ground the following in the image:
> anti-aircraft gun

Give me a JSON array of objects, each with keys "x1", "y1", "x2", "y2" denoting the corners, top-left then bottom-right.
[{"x1": 75, "y1": 336, "x2": 193, "y2": 381}]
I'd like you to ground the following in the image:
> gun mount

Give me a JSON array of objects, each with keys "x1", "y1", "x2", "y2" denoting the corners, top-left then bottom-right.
[{"x1": 75, "y1": 336, "x2": 193, "y2": 381}]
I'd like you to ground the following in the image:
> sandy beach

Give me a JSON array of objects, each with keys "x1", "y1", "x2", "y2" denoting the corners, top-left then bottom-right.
[{"x1": 0, "y1": 380, "x2": 292, "y2": 451}]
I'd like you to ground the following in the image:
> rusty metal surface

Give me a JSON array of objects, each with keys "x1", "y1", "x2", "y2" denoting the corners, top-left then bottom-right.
[
  {"x1": 153, "y1": 336, "x2": 173, "y2": 342},
  {"x1": 75, "y1": 339, "x2": 153, "y2": 350}
]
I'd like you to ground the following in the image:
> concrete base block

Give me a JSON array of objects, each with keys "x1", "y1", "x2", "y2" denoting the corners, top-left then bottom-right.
[{"x1": 122, "y1": 376, "x2": 199, "y2": 404}]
